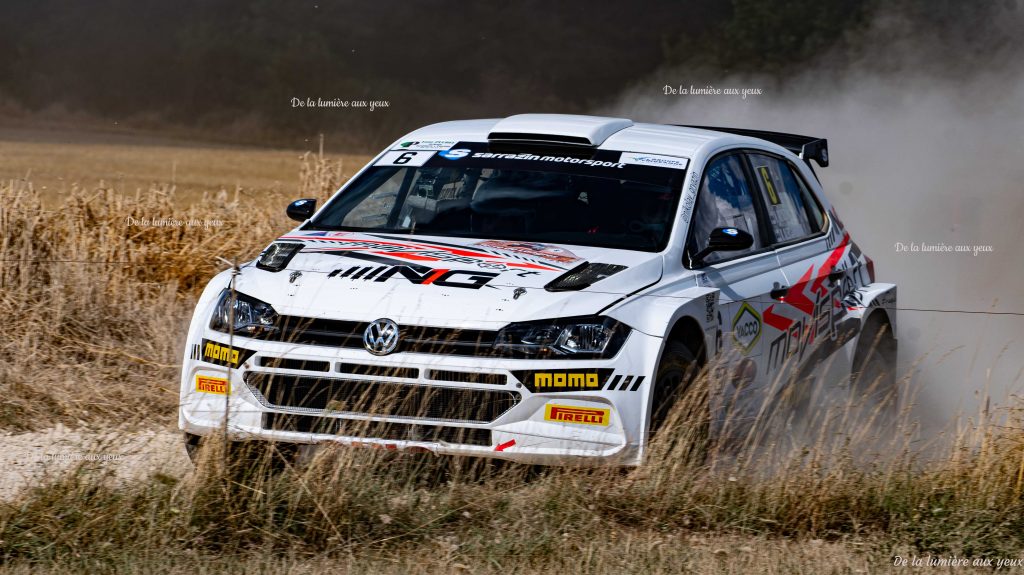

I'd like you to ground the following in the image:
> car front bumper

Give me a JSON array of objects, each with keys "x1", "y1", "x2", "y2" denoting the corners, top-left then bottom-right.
[{"x1": 179, "y1": 327, "x2": 663, "y2": 466}]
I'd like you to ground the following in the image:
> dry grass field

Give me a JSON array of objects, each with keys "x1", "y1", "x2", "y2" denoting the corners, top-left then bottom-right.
[
  {"x1": 1, "y1": 131, "x2": 1023, "y2": 574},
  {"x1": 0, "y1": 125, "x2": 370, "y2": 206}
]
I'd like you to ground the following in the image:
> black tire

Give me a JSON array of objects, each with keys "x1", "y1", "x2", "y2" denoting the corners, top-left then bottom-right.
[
  {"x1": 649, "y1": 340, "x2": 708, "y2": 458},
  {"x1": 850, "y1": 314, "x2": 898, "y2": 424},
  {"x1": 183, "y1": 432, "x2": 298, "y2": 474},
  {"x1": 183, "y1": 431, "x2": 203, "y2": 464}
]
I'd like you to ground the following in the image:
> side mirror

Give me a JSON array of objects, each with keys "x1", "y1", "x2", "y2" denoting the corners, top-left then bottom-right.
[
  {"x1": 691, "y1": 227, "x2": 754, "y2": 266},
  {"x1": 286, "y1": 198, "x2": 316, "y2": 222}
]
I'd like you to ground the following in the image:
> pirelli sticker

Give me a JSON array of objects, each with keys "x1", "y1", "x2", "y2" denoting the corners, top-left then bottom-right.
[
  {"x1": 196, "y1": 374, "x2": 229, "y2": 395},
  {"x1": 544, "y1": 404, "x2": 609, "y2": 426},
  {"x1": 192, "y1": 339, "x2": 256, "y2": 369}
]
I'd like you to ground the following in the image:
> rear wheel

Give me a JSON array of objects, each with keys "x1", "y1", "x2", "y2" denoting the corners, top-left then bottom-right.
[{"x1": 850, "y1": 313, "x2": 898, "y2": 425}]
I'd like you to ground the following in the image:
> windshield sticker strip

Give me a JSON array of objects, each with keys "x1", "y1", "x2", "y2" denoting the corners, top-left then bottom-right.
[
  {"x1": 619, "y1": 152, "x2": 689, "y2": 169},
  {"x1": 425, "y1": 142, "x2": 686, "y2": 187},
  {"x1": 391, "y1": 140, "x2": 458, "y2": 151}
]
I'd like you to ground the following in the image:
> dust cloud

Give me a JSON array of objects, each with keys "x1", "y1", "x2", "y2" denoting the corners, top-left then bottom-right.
[{"x1": 605, "y1": 6, "x2": 1024, "y2": 435}]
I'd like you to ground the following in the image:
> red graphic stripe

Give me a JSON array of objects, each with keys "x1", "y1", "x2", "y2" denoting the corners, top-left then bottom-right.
[
  {"x1": 784, "y1": 266, "x2": 816, "y2": 316},
  {"x1": 374, "y1": 251, "x2": 438, "y2": 261},
  {"x1": 810, "y1": 233, "x2": 850, "y2": 295},
  {"x1": 419, "y1": 269, "x2": 450, "y2": 284},
  {"x1": 763, "y1": 304, "x2": 794, "y2": 331},
  {"x1": 495, "y1": 439, "x2": 516, "y2": 452},
  {"x1": 506, "y1": 262, "x2": 557, "y2": 271},
  {"x1": 416, "y1": 245, "x2": 501, "y2": 259}
]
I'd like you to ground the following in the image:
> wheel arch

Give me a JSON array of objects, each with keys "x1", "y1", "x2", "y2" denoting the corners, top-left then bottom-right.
[{"x1": 665, "y1": 315, "x2": 708, "y2": 365}]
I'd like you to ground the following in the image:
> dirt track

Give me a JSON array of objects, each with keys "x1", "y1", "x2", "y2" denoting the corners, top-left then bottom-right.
[{"x1": 0, "y1": 425, "x2": 188, "y2": 500}]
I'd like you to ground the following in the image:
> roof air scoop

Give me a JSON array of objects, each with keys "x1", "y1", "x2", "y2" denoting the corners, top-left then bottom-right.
[{"x1": 488, "y1": 114, "x2": 633, "y2": 147}]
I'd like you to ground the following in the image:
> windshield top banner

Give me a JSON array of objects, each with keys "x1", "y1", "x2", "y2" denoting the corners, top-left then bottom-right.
[{"x1": 379, "y1": 142, "x2": 687, "y2": 186}]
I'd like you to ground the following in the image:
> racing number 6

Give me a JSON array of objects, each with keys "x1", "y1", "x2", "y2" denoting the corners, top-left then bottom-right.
[{"x1": 394, "y1": 151, "x2": 417, "y2": 165}]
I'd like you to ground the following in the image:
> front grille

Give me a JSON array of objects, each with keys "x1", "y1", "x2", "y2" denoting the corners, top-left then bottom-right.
[
  {"x1": 337, "y1": 363, "x2": 419, "y2": 378},
  {"x1": 263, "y1": 413, "x2": 491, "y2": 446},
  {"x1": 428, "y1": 370, "x2": 506, "y2": 385},
  {"x1": 245, "y1": 372, "x2": 519, "y2": 423},
  {"x1": 253, "y1": 315, "x2": 498, "y2": 356},
  {"x1": 259, "y1": 357, "x2": 330, "y2": 372}
]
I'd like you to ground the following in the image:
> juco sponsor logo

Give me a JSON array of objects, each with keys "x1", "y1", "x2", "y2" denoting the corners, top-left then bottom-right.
[
  {"x1": 544, "y1": 404, "x2": 609, "y2": 426},
  {"x1": 197, "y1": 339, "x2": 255, "y2": 369},
  {"x1": 195, "y1": 374, "x2": 228, "y2": 395},
  {"x1": 534, "y1": 372, "x2": 601, "y2": 390},
  {"x1": 731, "y1": 302, "x2": 762, "y2": 353}
]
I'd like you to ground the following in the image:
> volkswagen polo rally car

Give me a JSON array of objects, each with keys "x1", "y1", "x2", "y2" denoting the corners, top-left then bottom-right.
[{"x1": 179, "y1": 114, "x2": 897, "y2": 466}]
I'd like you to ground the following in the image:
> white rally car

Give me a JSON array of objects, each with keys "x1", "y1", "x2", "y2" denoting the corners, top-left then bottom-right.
[{"x1": 179, "y1": 114, "x2": 897, "y2": 466}]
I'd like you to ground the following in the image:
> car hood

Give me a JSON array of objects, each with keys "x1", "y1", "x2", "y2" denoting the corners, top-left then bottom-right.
[{"x1": 232, "y1": 231, "x2": 663, "y2": 329}]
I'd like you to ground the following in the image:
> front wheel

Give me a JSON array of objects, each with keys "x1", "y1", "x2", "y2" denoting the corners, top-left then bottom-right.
[
  {"x1": 183, "y1": 432, "x2": 298, "y2": 475},
  {"x1": 649, "y1": 340, "x2": 708, "y2": 461}
]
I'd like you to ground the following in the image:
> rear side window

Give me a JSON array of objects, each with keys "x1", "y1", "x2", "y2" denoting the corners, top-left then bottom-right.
[
  {"x1": 747, "y1": 153, "x2": 823, "y2": 243},
  {"x1": 686, "y1": 154, "x2": 765, "y2": 265}
]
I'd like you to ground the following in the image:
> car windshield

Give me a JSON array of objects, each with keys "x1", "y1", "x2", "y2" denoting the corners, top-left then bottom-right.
[{"x1": 308, "y1": 145, "x2": 686, "y2": 252}]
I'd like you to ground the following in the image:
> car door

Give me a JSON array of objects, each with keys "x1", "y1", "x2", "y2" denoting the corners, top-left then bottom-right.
[
  {"x1": 684, "y1": 152, "x2": 789, "y2": 429},
  {"x1": 744, "y1": 151, "x2": 852, "y2": 393}
]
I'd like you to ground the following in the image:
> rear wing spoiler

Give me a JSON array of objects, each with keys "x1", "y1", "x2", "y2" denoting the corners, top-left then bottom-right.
[{"x1": 674, "y1": 125, "x2": 829, "y2": 168}]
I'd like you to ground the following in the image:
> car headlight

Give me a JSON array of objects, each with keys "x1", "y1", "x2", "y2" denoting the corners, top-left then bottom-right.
[
  {"x1": 494, "y1": 316, "x2": 629, "y2": 359},
  {"x1": 209, "y1": 290, "x2": 278, "y2": 337}
]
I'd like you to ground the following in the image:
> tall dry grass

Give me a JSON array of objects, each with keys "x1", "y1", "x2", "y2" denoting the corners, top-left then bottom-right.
[
  {"x1": 1, "y1": 149, "x2": 1023, "y2": 573},
  {"x1": 1, "y1": 385, "x2": 1023, "y2": 572},
  {"x1": 0, "y1": 150, "x2": 346, "y2": 430}
]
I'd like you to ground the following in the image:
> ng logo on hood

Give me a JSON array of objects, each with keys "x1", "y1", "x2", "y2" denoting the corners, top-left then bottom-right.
[{"x1": 328, "y1": 265, "x2": 500, "y2": 289}]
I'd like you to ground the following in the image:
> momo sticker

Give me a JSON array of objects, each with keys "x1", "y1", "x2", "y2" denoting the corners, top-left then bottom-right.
[
  {"x1": 195, "y1": 339, "x2": 256, "y2": 369},
  {"x1": 731, "y1": 302, "x2": 762, "y2": 353}
]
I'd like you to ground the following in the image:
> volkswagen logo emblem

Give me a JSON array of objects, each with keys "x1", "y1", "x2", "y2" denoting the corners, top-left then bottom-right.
[{"x1": 363, "y1": 318, "x2": 400, "y2": 355}]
